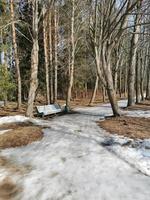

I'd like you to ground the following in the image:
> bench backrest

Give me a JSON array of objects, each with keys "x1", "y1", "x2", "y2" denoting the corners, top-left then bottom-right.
[{"x1": 36, "y1": 104, "x2": 61, "y2": 116}]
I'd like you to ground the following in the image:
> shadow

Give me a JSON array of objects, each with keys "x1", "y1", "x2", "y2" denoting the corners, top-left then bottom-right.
[
  {"x1": 75, "y1": 111, "x2": 105, "y2": 118},
  {"x1": 100, "y1": 137, "x2": 149, "y2": 177}
]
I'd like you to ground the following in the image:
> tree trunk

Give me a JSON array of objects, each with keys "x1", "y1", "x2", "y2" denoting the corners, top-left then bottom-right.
[
  {"x1": 123, "y1": 64, "x2": 127, "y2": 97},
  {"x1": 102, "y1": 86, "x2": 106, "y2": 103},
  {"x1": 54, "y1": 6, "x2": 58, "y2": 103},
  {"x1": 136, "y1": 53, "x2": 141, "y2": 103},
  {"x1": 102, "y1": 46, "x2": 120, "y2": 116},
  {"x1": 43, "y1": 7, "x2": 50, "y2": 104},
  {"x1": 66, "y1": 0, "x2": 75, "y2": 109},
  {"x1": 26, "y1": 0, "x2": 39, "y2": 117},
  {"x1": 140, "y1": 53, "x2": 145, "y2": 101},
  {"x1": 89, "y1": 76, "x2": 99, "y2": 105},
  {"x1": 127, "y1": 2, "x2": 141, "y2": 106},
  {"x1": 146, "y1": 58, "x2": 150, "y2": 99},
  {"x1": 119, "y1": 66, "x2": 122, "y2": 98},
  {"x1": 48, "y1": 10, "x2": 54, "y2": 103},
  {"x1": 10, "y1": 0, "x2": 22, "y2": 109}
]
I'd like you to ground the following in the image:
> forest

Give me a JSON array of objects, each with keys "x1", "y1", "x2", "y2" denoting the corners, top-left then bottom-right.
[
  {"x1": 0, "y1": 0, "x2": 149, "y2": 117},
  {"x1": 0, "y1": 0, "x2": 150, "y2": 200}
]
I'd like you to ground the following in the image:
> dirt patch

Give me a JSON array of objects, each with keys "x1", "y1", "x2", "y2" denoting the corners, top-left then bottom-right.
[
  {"x1": 0, "y1": 177, "x2": 20, "y2": 200},
  {"x1": 0, "y1": 155, "x2": 32, "y2": 175},
  {"x1": 0, "y1": 122, "x2": 34, "y2": 130},
  {"x1": 99, "y1": 117, "x2": 150, "y2": 139},
  {"x1": 124, "y1": 100, "x2": 150, "y2": 111},
  {"x1": 0, "y1": 123, "x2": 43, "y2": 149}
]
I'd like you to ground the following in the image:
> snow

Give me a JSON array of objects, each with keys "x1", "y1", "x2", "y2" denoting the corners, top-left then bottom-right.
[
  {"x1": 0, "y1": 100, "x2": 150, "y2": 200},
  {"x1": 0, "y1": 115, "x2": 51, "y2": 127}
]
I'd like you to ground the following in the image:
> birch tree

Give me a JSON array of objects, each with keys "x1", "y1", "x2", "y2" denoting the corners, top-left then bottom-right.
[
  {"x1": 10, "y1": 0, "x2": 22, "y2": 109},
  {"x1": 43, "y1": 5, "x2": 50, "y2": 104},
  {"x1": 66, "y1": 0, "x2": 75, "y2": 108}
]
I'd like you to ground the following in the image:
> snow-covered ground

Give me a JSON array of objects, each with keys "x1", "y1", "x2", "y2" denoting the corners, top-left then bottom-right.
[{"x1": 0, "y1": 100, "x2": 150, "y2": 200}]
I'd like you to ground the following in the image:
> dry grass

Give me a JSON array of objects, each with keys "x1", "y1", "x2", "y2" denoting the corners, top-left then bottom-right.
[
  {"x1": 0, "y1": 155, "x2": 32, "y2": 175},
  {"x1": 0, "y1": 177, "x2": 20, "y2": 200},
  {"x1": 99, "y1": 116, "x2": 150, "y2": 139},
  {"x1": 0, "y1": 122, "x2": 43, "y2": 149}
]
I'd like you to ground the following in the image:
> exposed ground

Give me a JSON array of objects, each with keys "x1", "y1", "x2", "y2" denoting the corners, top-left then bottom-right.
[
  {"x1": 0, "y1": 122, "x2": 43, "y2": 149},
  {"x1": 0, "y1": 93, "x2": 124, "y2": 116},
  {"x1": 99, "y1": 116, "x2": 150, "y2": 139},
  {"x1": 0, "y1": 177, "x2": 20, "y2": 200}
]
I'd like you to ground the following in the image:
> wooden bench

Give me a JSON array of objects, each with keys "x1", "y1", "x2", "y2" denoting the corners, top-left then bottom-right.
[{"x1": 36, "y1": 104, "x2": 62, "y2": 117}]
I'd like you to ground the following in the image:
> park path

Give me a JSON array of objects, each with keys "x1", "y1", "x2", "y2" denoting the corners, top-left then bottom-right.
[{"x1": 0, "y1": 100, "x2": 150, "y2": 200}]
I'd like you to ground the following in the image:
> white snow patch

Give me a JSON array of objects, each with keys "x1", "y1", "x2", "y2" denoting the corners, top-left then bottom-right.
[{"x1": 0, "y1": 115, "x2": 51, "y2": 127}]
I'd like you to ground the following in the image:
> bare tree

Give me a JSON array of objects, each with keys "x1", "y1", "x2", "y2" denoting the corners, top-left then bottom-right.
[
  {"x1": 127, "y1": 1, "x2": 142, "y2": 106},
  {"x1": 10, "y1": 0, "x2": 22, "y2": 109},
  {"x1": 89, "y1": 76, "x2": 99, "y2": 106},
  {"x1": 66, "y1": 0, "x2": 75, "y2": 108},
  {"x1": 26, "y1": 0, "x2": 39, "y2": 117},
  {"x1": 89, "y1": 0, "x2": 141, "y2": 116},
  {"x1": 48, "y1": 9, "x2": 54, "y2": 103},
  {"x1": 43, "y1": 5, "x2": 50, "y2": 104},
  {"x1": 54, "y1": 4, "x2": 58, "y2": 103}
]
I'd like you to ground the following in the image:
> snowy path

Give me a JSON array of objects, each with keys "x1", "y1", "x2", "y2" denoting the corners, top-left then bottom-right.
[{"x1": 0, "y1": 100, "x2": 150, "y2": 200}]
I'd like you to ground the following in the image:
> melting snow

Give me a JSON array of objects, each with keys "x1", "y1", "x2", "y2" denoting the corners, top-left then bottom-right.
[{"x1": 0, "y1": 100, "x2": 150, "y2": 200}]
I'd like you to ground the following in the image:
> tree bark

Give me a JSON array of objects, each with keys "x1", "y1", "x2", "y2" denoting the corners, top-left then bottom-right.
[
  {"x1": 101, "y1": 44, "x2": 120, "y2": 116},
  {"x1": 54, "y1": 6, "x2": 58, "y2": 103},
  {"x1": 26, "y1": 0, "x2": 39, "y2": 117},
  {"x1": 140, "y1": 55, "x2": 145, "y2": 101},
  {"x1": 10, "y1": 0, "x2": 22, "y2": 109},
  {"x1": 66, "y1": 0, "x2": 75, "y2": 109},
  {"x1": 127, "y1": 2, "x2": 141, "y2": 106},
  {"x1": 48, "y1": 10, "x2": 54, "y2": 103},
  {"x1": 43, "y1": 7, "x2": 50, "y2": 104},
  {"x1": 136, "y1": 53, "x2": 141, "y2": 103},
  {"x1": 89, "y1": 76, "x2": 99, "y2": 106},
  {"x1": 146, "y1": 63, "x2": 150, "y2": 100}
]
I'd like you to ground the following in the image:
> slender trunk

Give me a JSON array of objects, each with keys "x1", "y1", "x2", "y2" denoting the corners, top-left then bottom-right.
[
  {"x1": 136, "y1": 53, "x2": 141, "y2": 103},
  {"x1": 66, "y1": 0, "x2": 75, "y2": 108},
  {"x1": 140, "y1": 53, "x2": 145, "y2": 101},
  {"x1": 0, "y1": 31, "x2": 8, "y2": 105},
  {"x1": 114, "y1": 71, "x2": 118, "y2": 94},
  {"x1": 124, "y1": 65, "x2": 128, "y2": 97},
  {"x1": 48, "y1": 10, "x2": 54, "y2": 103},
  {"x1": 102, "y1": 47, "x2": 120, "y2": 116},
  {"x1": 102, "y1": 86, "x2": 106, "y2": 103},
  {"x1": 26, "y1": 0, "x2": 39, "y2": 117},
  {"x1": 118, "y1": 58, "x2": 123, "y2": 98},
  {"x1": 54, "y1": 6, "x2": 58, "y2": 103},
  {"x1": 146, "y1": 58, "x2": 150, "y2": 99},
  {"x1": 114, "y1": 50, "x2": 122, "y2": 93},
  {"x1": 10, "y1": 0, "x2": 22, "y2": 109},
  {"x1": 127, "y1": 2, "x2": 141, "y2": 106},
  {"x1": 43, "y1": 7, "x2": 50, "y2": 104},
  {"x1": 85, "y1": 82, "x2": 88, "y2": 98},
  {"x1": 89, "y1": 76, "x2": 99, "y2": 105}
]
